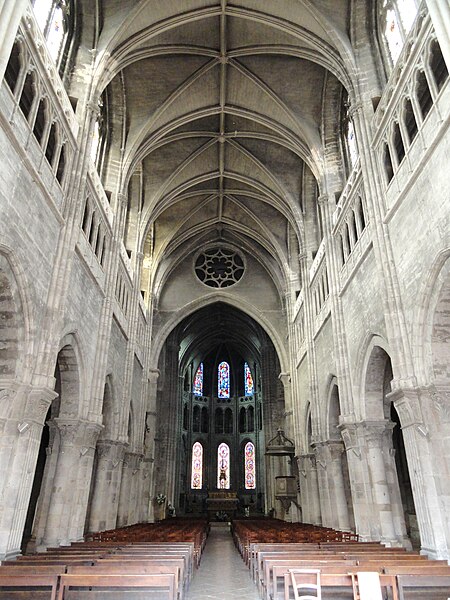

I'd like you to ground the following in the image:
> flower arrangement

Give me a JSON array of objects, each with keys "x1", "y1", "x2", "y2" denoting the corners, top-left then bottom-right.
[{"x1": 155, "y1": 493, "x2": 167, "y2": 505}]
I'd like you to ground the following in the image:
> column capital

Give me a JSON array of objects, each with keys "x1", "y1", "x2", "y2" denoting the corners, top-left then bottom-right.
[
  {"x1": 117, "y1": 193, "x2": 128, "y2": 208},
  {"x1": 53, "y1": 418, "x2": 103, "y2": 449},
  {"x1": 278, "y1": 372, "x2": 291, "y2": 387}
]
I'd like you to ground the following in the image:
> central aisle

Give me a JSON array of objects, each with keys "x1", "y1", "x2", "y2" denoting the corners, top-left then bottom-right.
[{"x1": 186, "y1": 523, "x2": 260, "y2": 599}]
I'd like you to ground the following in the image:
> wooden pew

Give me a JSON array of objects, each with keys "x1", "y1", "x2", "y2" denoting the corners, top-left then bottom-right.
[
  {"x1": 67, "y1": 563, "x2": 184, "y2": 600},
  {"x1": 396, "y1": 574, "x2": 450, "y2": 599},
  {"x1": 0, "y1": 573, "x2": 59, "y2": 600},
  {"x1": 283, "y1": 570, "x2": 398, "y2": 600},
  {"x1": 56, "y1": 572, "x2": 176, "y2": 600},
  {"x1": 261, "y1": 558, "x2": 358, "y2": 600}
]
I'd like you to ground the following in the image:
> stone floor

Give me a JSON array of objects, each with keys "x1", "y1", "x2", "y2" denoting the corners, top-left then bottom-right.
[{"x1": 186, "y1": 523, "x2": 260, "y2": 600}]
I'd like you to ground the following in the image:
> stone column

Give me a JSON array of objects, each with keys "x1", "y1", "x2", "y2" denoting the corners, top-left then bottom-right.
[
  {"x1": 340, "y1": 422, "x2": 374, "y2": 541},
  {"x1": 0, "y1": 386, "x2": 55, "y2": 559},
  {"x1": 145, "y1": 370, "x2": 159, "y2": 521},
  {"x1": 116, "y1": 451, "x2": 142, "y2": 527},
  {"x1": 88, "y1": 440, "x2": 126, "y2": 532},
  {"x1": 0, "y1": 0, "x2": 28, "y2": 83},
  {"x1": 341, "y1": 421, "x2": 401, "y2": 545},
  {"x1": 326, "y1": 441, "x2": 351, "y2": 531},
  {"x1": 41, "y1": 418, "x2": 101, "y2": 548},
  {"x1": 390, "y1": 387, "x2": 449, "y2": 558},
  {"x1": 313, "y1": 443, "x2": 332, "y2": 527},
  {"x1": 302, "y1": 453, "x2": 322, "y2": 525}
]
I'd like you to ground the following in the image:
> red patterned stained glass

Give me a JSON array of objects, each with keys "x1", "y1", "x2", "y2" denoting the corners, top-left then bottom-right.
[
  {"x1": 244, "y1": 441, "x2": 256, "y2": 490},
  {"x1": 217, "y1": 442, "x2": 230, "y2": 489},
  {"x1": 191, "y1": 442, "x2": 203, "y2": 489},
  {"x1": 244, "y1": 362, "x2": 254, "y2": 396},
  {"x1": 193, "y1": 363, "x2": 203, "y2": 396}
]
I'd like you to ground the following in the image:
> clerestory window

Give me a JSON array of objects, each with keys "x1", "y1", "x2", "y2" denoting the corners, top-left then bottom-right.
[{"x1": 379, "y1": 0, "x2": 419, "y2": 69}]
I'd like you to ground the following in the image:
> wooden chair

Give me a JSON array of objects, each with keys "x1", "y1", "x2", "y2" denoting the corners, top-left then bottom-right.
[{"x1": 288, "y1": 569, "x2": 321, "y2": 600}]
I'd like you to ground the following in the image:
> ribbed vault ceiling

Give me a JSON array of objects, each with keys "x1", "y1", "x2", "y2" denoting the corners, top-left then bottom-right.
[{"x1": 94, "y1": 0, "x2": 351, "y2": 298}]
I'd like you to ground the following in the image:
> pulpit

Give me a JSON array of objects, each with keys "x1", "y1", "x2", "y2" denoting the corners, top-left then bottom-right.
[{"x1": 206, "y1": 491, "x2": 239, "y2": 521}]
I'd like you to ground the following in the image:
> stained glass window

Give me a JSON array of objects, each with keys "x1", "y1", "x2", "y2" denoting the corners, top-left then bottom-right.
[
  {"x1": 47, "y1": 4, "x2": 65, "y2": 62},
  {"x1": 244, "y1": 362, "x2": 254, "y2": 396},
  {"x1": 218, "y1": 361, "x2": 230, "y2": 398},
  {"x1": 217, "y1": 442, "x2": 230, "y2": 489},
  {"x1": 244, "y1": 442, "x2": 256, "y2": 490},
  {"x1": 384, "y1": 8, "x2": 402, "y2": 64},
  {"x1": 33, "y1": 0, "x2": 53, "y2": 32},
  {"x1": 193, "y1": 363, "x2": 203, "y2": 396},
  {"x1": 346, "y1": 120, "x2": 358, "y2": 167},
  {"x1": 191, "y1": 442, "x2": 203, "y2": 489}
]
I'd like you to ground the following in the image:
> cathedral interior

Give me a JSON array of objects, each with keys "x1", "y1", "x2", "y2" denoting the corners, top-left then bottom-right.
[{"x1": 0, "y1": 0, "x2": 450, "y2": 567}]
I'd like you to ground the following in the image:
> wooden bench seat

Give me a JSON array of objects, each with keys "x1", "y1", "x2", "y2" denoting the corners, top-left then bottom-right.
[
  {"x1": 283, "y1": 571, "x2": 398, "y2": 600},
  {"x1": 56, "y1": 573, "x2": 176, "y2": 600},
  {"x1": 396, "y1": 574, "x2": 450, "y2": 600},
  {"x1": 0, "y1": 573, "x2": 58, "y2": 600}
]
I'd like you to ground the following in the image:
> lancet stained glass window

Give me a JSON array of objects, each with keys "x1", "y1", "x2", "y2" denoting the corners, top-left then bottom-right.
[
  {"x1": 193, "y1": 363, "x2": 203, "y2": 396},
  {"x1": 191, "y1": 442, "x2": 203, "y2": 489},
  {"x1": 218, "y1": 361, "x2": 230, "y2": 398},
  {"x1": 244, "y1": 362, "x2": 254, "y2": 396},
  {"x1": 245, "y1": 442, "x2": 256, "y2": 490},
  {"x1": 217, "y1": 442, "x2": 230, "y2": 489}
]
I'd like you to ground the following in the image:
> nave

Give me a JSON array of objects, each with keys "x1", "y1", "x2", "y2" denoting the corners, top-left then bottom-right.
[{"x1": 1, "y1": 518, "x2": 450, "y2": 599}]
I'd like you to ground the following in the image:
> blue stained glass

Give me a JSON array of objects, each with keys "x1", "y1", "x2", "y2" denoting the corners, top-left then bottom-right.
[
  {"x1": 244, "y1": 362, "x2": 254, "y2": 396},
  {"x1": 218, "y1": 361, "x2": 230, "y2": 398},
  {"x1": 193, "y1": 363, "x2": 203, "y2": 396}
]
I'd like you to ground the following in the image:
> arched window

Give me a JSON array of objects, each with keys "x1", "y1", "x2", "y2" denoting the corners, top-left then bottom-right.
[
  {"x1": 415, "y1": 70, "x2": 433, "y2": 121},
  {"x1": 244, "y1": 442, "x2": 256, "y2": 490},
  {"x1": 379, "y1": 0, "x2": 419, "y2": 68},
  {"x1": 356, "y1": 197, "x2": 367, "y2": 232},
  {"x1": 45, "y1": 121, "x2": 58, "y2": 166},
  {"x1": 191, "y1": 442, "x2": 203, "y2": 490},
  {"x1": 217, "y1": 442, "x2": 230, "y2": 489},
  {"x1": 383, "y1": 142, "x2": 394, "y2": 183},
  {"x1": 4, "y1": 40, "x2": 22, "y2": 94},
  {"x1": 429, "y1": 39, "x2": 449, "y2": 93},
  {"x1": 403, "y1": 98, "x2": 418, "y2": 144},
  {"x1": 218, "y1": 361, "x2": 230, "y2": 398},
  {"x1": 341, "y1": 92, "x2": 358, "y2": 173},
  {"x1": 19, "y1": 71, "x2": 36, "y2": 121},
  {"x1": 33, "y1": 98, "x2": 47, "y2": 144},
  {"x1": 32, "y1": 0, "x2": 73, "y2": 71},
  {"x1": 193, "y1": 363, "x2": 203, "y2": 396},
  {"x1": 393, "y1": 122, "x2": 405, "y2": 164},
  {"x1": 56, "y1": 143, "x2": 66, "y2": 184},
  {"x1": 244, "y1": 362, "x2": 254, "y2": 396}
]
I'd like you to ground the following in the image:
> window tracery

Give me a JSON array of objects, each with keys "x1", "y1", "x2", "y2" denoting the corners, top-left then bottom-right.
[
  {"x1": 244, "y1": 442, "x2": 256, "y2": 490},
  {"x1": 32, "y1": 0, "x2": 73, "y2": 70},
  {"x1": 191, "y1": 442, "x2": 203, "y2": 490},
  {"x1": 218, "y1": 361, "x2": 230, "y2": 398},
  {"x1": 193, "y1": 363, "x2": 203, "y2": 396},
  {"x1": 217, "y1": 443, "x2": 230, "y2": 489},
  {"x1": 379, "y1": 0, "x2": 419, "y2": 68},
  {"x1": 244, "y1": 362, "x2": 254, "y2": 396}
]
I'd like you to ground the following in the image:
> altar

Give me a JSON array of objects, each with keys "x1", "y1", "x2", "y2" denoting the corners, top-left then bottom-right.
[{"x1": 206, "y1": 491, "x2": 239, "y2": 521}]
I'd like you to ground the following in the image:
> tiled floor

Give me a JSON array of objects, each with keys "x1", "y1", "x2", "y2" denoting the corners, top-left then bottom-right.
[{"x1": 186, "y1": 524, "x2": 260, "y2": 599}]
